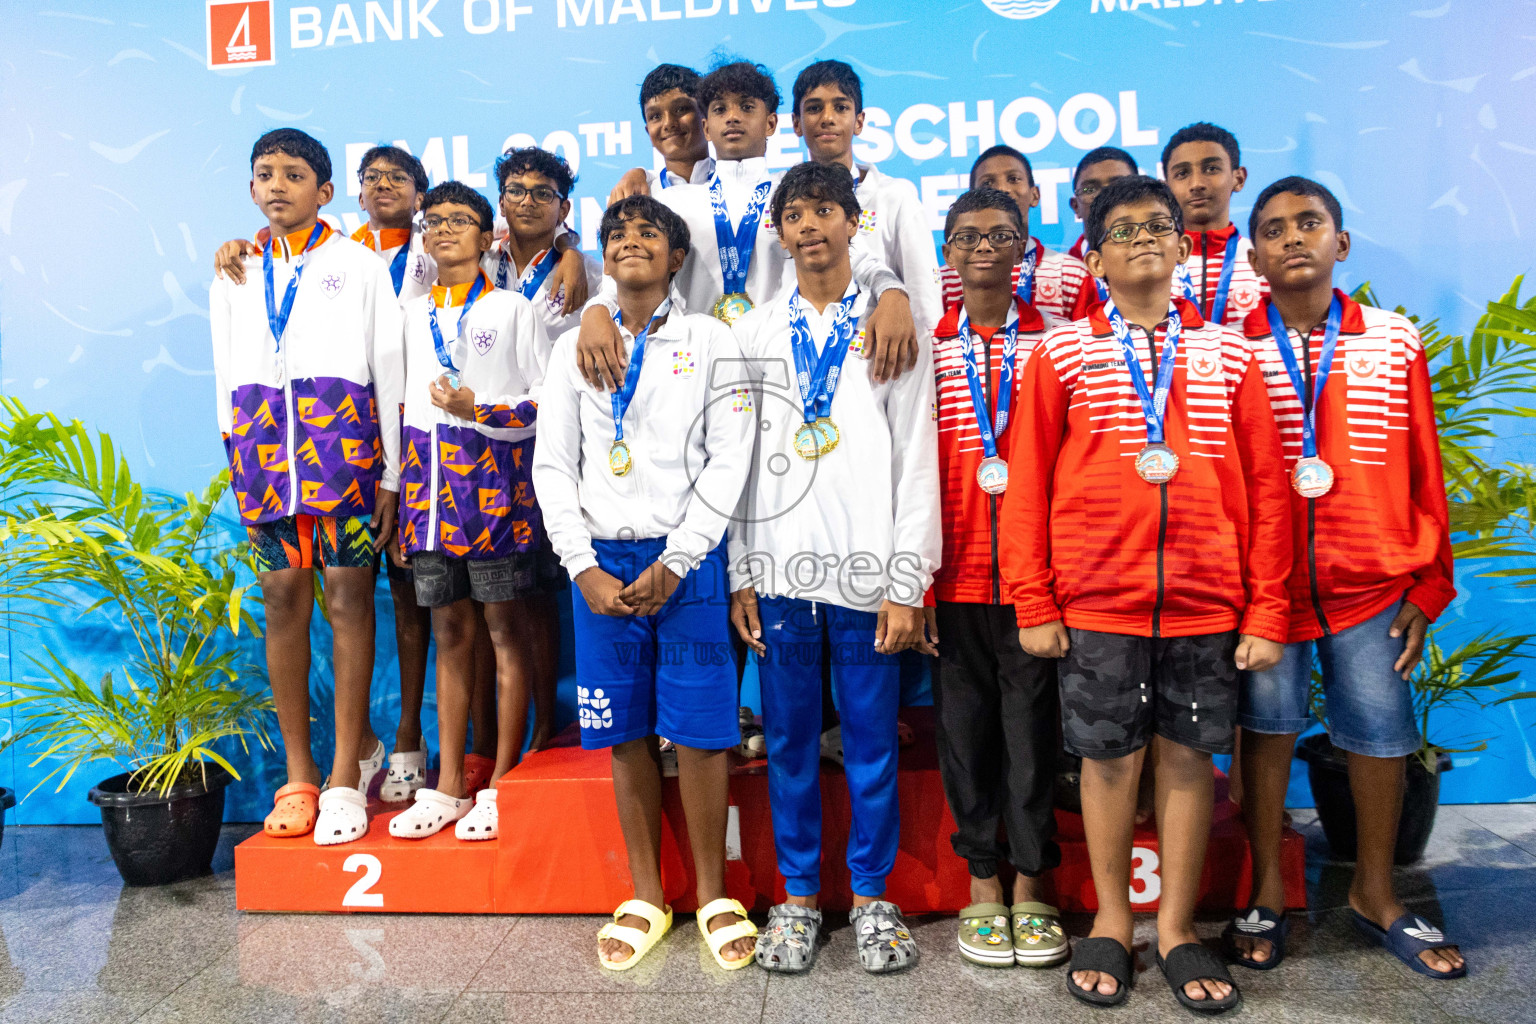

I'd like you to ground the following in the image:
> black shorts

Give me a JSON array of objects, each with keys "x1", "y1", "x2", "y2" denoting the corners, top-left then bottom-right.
[
  {"x1": 411, "y1": 546, "x2": 566, "y2": 608},
  {"x1": 1058, "y1": 628, "x2": 1239, "y2": 760}
]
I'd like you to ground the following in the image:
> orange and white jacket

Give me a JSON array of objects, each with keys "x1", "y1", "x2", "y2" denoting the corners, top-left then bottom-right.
[
  {"x1": 999, "y1": 299, "x2": 1292, "y2": 641},
  {"x1": 1243, "y1": 292, "x2": 1455, "y2": 641}
]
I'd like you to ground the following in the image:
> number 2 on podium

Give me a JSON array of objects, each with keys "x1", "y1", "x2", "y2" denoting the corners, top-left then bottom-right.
[{"x1": 343, "y1": 853, "x2": 384, "y2": 908}]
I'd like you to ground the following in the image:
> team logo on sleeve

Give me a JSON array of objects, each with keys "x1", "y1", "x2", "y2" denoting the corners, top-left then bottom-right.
[
  {"x1": 206, "y1": 1, "x2": 275, "y2": 70},
  {"x1": 320, "y1": 272, "x2": 345, "y2": 298},
  {"x1": 471, "y1": 328, "x2": 498, "y2": 355}
]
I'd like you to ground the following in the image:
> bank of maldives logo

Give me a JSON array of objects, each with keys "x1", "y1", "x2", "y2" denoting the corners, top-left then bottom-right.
[
  {"x1": 206, "y1": 1, "x2": 275, "y2": 70},
  {"x1": 981, "y1": 0, "x2": 1063, "y2": 18}
]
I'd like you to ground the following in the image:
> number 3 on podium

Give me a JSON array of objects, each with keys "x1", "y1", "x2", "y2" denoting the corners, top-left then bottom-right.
[
  {"x1": 1129, "y1": 846, "x2": 1161, "y2": 905},
  {"x1": 343, "y1": 853, "x2": 384, "y2": 908}
]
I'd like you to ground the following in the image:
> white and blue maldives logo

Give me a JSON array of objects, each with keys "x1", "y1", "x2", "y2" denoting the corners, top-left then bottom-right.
[{"x1": 981, "y1": 0, "x2": 1064, "y2": 19}]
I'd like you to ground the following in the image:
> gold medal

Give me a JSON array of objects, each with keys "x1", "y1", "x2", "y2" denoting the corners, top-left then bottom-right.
[
  {"x1": 711, "y1": 292, "x2": 753, "y2": 325},
  {"x1": 813, "y1": 416, "x2": 840, "y2": 456},
  {"x1": 1291, "y1": 456, "x2": 1334, "y2": 498},
  {"x1": 1134, "y1": 442, "x2": 1179, "y2": 484},
  {"x1": 793, "y1": 422, "x2": 821, "y2": 461},
  {"x1": 608, "y1": 439, "x2": 632, "y2": 476}
]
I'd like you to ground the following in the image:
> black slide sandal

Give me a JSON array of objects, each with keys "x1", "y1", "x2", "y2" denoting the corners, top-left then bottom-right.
[
  {"x1": 1157, "y1": 942, "x2": 1241, "y2": 1015},
  {"x1": 1066, "y1": 936, "x2": 1134, "y2": 1008}
]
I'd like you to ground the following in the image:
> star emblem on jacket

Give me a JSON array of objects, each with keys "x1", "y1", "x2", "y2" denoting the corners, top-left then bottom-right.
[
  {"x1": 1234, "y1": 909, "x2": 1277, "y2": 934},
  {"x1": 1404, "y1": 919, "x2": 1445, "y2": 944},
  {"x1": 471, "y1": 328, "x2": 498, "y2": 355},
  {"x1": 320, "y1": 272, "x2": 345, "y2": 298},
  {"x1": 1190, "y1": 354, "x2": 1219, "y2": 379}
]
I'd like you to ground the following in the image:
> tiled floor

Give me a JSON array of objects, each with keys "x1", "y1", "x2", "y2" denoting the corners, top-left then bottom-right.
[{"x1": 0, "y1": 805, "x2": 1532, "y2": 1023}]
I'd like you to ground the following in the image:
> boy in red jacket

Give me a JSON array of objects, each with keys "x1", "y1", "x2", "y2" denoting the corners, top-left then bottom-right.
[
  {"x1": 930, "y1": 188, "x2": 1067, "y2": 969},
  {"x1": 1228, "y1": 177, "x2": 1464, "y2": 980},
  {"x1": 1001, "y1": 176, "x2": 1291, "y2": 1013},
  {"x1": 1161, "y1": 123, "x2": 1268, "y2": 326}
]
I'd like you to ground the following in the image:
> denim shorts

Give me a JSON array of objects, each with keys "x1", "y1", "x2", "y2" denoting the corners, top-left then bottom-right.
[{"x1": 1238, "y1": 598, "x2": 1421, "y2": 758}]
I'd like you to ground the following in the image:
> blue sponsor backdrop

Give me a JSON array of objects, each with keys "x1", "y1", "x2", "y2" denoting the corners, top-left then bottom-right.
[{"x1": 1, "y1": 0, "x2": 1533, "y2": 822}]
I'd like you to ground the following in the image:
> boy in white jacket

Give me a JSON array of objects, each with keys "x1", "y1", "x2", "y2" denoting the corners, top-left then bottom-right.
[
  {"x1": 384, "y1": 182, "x2": 555, "y2": 842},
  {"x1": 209, "y1": 129, "x2": 403, "y2": 846},
  {"x1": 532, "y1": 195, "x2": 759, "y2": 972},
  {"x1": 728, "y1": 162, "x2": 941, "y2": 975}
]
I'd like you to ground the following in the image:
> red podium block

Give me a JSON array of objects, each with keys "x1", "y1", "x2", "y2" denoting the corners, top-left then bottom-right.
[{"x1": 236, "y1": 708, "x2": 1306, "y2": 915}]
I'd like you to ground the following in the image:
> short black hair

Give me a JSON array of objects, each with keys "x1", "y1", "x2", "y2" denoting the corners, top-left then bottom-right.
[
  {"x1": 251, "y1": 128, "x2": 331, "y2": 184},
  {"x1": 792, "y1": 60, "x2": 862, "y2": 114},
  {"x1": 1161, "y1": 122, "x2": 1241, "y2": 176},
  {"x1": 421, "y1": 181, "x2": 494, "y2": 233},
  {"x1": 494, "y1": 146, "x2": 576, "y2": 199},
  {"x1": 599, "y1": 195, "x2": 691, "y2": 264},
  {"x1": 1248, "y1": 176, "x2": 1344, "y2": 238},
  {"x1": 357, "y1": 145, "x2": 428, "y2": 194},
  {"x1": 970, "y1": 144, "x2": 1033, "y2": 188},
  {"x1": 770, "y1": 161, "x2": 860, "y2": 228},
  {"x1": 944, "y1": 188, "x2": 1025, "y2": 239},
  {"x1": 639, "y1": 63, "x2": 700, "y2": 110},
  {"x1": 698, "y1": 60, "x2": 781, "y2": 112},
  {"x1": 1085, "y1": 175, "x2": 1183, "y2": 252},
  {"x1": 1073, "y1": 146, "x2": 1137, "y2": 187}
]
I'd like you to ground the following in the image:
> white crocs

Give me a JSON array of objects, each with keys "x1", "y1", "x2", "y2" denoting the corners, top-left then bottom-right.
[
  {"x1": 357, "y1": 739, "x2": 386, "y2": 799},
  {"x1": 388, "y1": 788, "x2": 471, "y2": 840},
  {"x1": 380, "y1": 746, "x2": 428, "y2": 803},
  {"x1": 455, "y1": 789, "x2": 499, "y2": 841},
  {"x1": 314, "y1": 787, "x2": 370, "y2": 846}
]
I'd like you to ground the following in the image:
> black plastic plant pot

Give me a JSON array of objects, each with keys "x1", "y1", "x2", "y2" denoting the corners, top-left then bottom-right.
[
  {"x1": 1297, "y1": 733, "x2": 1451, "y2": 866},
  {"x1": 0, "y1": 788, "x2": 15, "y2": 852},
  {"x1": 87, "y1": 765, "x2": 232, "y2": 886}
]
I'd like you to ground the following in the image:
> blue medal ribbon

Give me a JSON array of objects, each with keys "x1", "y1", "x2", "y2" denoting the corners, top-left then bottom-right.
[
  {"x1": 1266, "y1": 295, "x2": 1342, "y2": 460},
  {"x1": 1104, "y1": 297, "x2": 1183, "y2": 445},
  {"x1": 388, "y1": 236, "x2": 411, "y2": 296},
  {"x1": 428, "y1": 274, "x2": 488, "y2": 379},
  {"x1": 1176, "y1": 230, "x2": 1241, "y2": 324},
  {"x1": 957, "y1": 304, "x2": 1021, "y2": 460},
  {"x1": 1094, "y1": 276, "x2": 1109, "y2": 301},
  {"x1": 1013, "y1": 238, "x2": 1042, "y2": 305},
  {"x1": 710, "y1": 174, "x2": 772, "y2": 295},
  {"x1": 610, "y1": 299, "x2": 673, "y2": 444},
  {"x1": 788, "y1": 289, "x2": 860, "y2": 425},
  {"x1": 262, "y1": 223, "x2": 325, "y2": 353}
]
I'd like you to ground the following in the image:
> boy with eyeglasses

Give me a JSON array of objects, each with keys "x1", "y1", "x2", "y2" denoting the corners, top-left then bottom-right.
[
  {"x1": 1066, "y1": 146, "x2": 1137, "y2": 265},
  {"x1": 1161, "y1": 123, "x2": 1268, "y2": 327},
  {"x1": 211, "y1": 129, "x2": 403, "y2": 846},
  {"x1": 930, "y1": 188, "x2": 1068, "y2": 970},
  {"x1": 1000, "y1": 175, "x2": 1290, "y2": 1013},
  {"x1": 388, "y1": 182, "x2": 554, "y2": 841},
  {"x1": 1227, "y1": 177, "x2": 1463, "y2": 980},
  {"x1": 938, "y1": 145, "x2": 1092, "y2": 325}
]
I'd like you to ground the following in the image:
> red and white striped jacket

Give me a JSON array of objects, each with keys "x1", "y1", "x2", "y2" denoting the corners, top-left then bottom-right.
[
  {"x1": 1243, "y1": 292, "x2": 1455, "y2": 641},
  {"x1": 938, "y1": 239, "x2": 1094, "y2": 325},
  {"x1": 999, "y1": 299, "x2": 1293, "y2": 641},
  {"x1": 1178, "y1": 224, "x2": 1269, "y2": 327},
  {"x1": 930, "y1": 298, "x2": 1054, "y2": 605}
]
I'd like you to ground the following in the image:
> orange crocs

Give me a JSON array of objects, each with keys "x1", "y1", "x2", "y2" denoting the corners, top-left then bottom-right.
[
  {"x1": 463, "y1": 753, "x2": 495, "y2": 795},
  {"x1": 264, "y1": 782, "x2": 320, "y2": 838}
]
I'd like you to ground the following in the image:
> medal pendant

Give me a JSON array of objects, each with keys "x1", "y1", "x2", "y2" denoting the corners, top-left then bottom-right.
[
  {"x1": 444, "y1": 371, "x2": 461, "y2": 391},
  {"x1": 813, "y1": 416, "x2": 840, "y2": 456},
  {"x1": 1291, "y1": 455, "x2": 1334, "y2": 499},
  {"x1": 793, "y1": 422, "x2": 821, "y2": 461},
  {"x1": 1134, "y1": 442, "x2": 1180, "y2": 484},
  {"x1": 712, "y1": 292, "x2": 754, "y2": 325},
  {"x1": 608, "y1": 439, "x2": 633, "y2": 476},
  {"x1": 976, "y1": 455, "x2": 1009, "y2": 495}
]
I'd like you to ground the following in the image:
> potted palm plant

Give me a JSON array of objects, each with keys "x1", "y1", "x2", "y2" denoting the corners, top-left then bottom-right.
[
  {"x1": 1300, "y1": 278, "x2": 1536, "y2": 864},
  {"x1": 0, "y1": 398, "x2": 273, "y2": 885}
]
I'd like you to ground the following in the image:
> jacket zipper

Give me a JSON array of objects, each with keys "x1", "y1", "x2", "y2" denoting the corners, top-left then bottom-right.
[
  {"x1": 1301, "y1": 327, "x2": 1331, "y2": 634},
  {"x1": 281, "y1": 251, "x2": 299, "y2": 516},
  {"x1": 1146, "y1": 327, "x2": 1168, "y2": 637},
  {"x1": 1199, "y1": 232, "x2": 1210, "y2": 321},
  {"x1": 984, "y1": 331, "x2": 1001, "y2": 604}
]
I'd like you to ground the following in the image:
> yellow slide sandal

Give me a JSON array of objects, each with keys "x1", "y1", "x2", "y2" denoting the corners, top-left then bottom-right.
[
  {"x1": 697, "y1": 898, "x2": 759, "y2": 971},
  {"x1": 597, "y1": 899, "x2": 673, "y2": 972}
]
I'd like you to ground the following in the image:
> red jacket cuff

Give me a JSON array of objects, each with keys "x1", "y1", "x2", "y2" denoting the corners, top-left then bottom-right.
[
  {"x1": 1238, "y1": 610, "x2": 1290, "y2": 645},
  {"x1": 1014, "y1": 601, "x2": 1062, "y2": 629}
]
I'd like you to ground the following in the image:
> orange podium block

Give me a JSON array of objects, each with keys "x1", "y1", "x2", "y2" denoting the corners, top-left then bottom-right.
[{"x1": 236, "y1": 708, "x2": 1306, "y2": 915}]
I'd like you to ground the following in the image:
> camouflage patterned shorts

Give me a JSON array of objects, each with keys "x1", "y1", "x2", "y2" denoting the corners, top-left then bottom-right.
[{"x1": 1058, "y1": 629, "x2": 1239, "y2": 760}]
